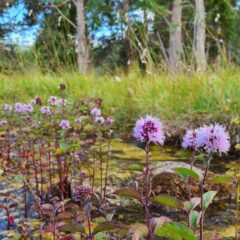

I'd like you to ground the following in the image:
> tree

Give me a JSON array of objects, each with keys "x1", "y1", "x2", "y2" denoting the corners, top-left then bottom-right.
[
  {"x1": 194, "y1": 0, "x2": 206, "y2": 71},
  {"x1": 168, "y1": 0, "x2": 182, "y2": 72},
  {"x1": 74, "y1": 0, "x2": 89, "y2": 73}
]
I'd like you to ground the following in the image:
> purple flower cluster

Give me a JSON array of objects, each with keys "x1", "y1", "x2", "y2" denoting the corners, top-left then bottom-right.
[
  {"x1": 133, "y1": 115, "x2": 165, "y2": 144},
  {"x1": 75, "y1": 118, "x2": 81, "y2": 123},
  {"x1": 91, "y1": 107, "x2": 101, "y2": 117},
  {"x1": 182, "y1": 129, "x2": 198, "y2": 150},
  {"x1": 182, "y1": 124, "x2": 230, "y2": 154},
  {"x1": 41, "y1": 106, "x2": 52, "y2": 115},
  {"x1": 14, "y1": 103, "x2": 23, "y2": 113},
  {"x1": 48, "y1": 96, "x2": 58, "y2": 106},
  {"x1": 90, "y1": 107, "x2": 114, "y2": 126},
  {"x1": 75, "y1": 185, "x2": 92, "y2": 199},
  {"x1": 13, "y1": 103, "x2": 34, "y2": 113},
  {"x1": 48, "y1": 96, "x2": 67, "y2": 106},
  {"x1": 59, "y1": 120, "x2": 70, "y2": 129},
  {"x1": 0, "y1": 120, "x2": 7, "y2": 126},
  {"x1": 22, "y1": 104, "x2": 34, "y2": 113},
  {"x1": 4, "y1": 104, "x2": 12, "y2": 112},
  {"x1": 58, "y1": 99, "x2": 67, "y2": 106},
  {"x1": 95, "y1": 116, "x2": 105, "y2": 124},
  {"x1": 106, "y1": 117, "x2": 114, "y2": 125}
]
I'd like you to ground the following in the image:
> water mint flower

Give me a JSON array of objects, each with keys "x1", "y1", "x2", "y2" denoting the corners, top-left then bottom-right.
[
  {"x1": 106, "y1": 117, "x2": 114, "y2": 125},
  {"x1": 59, "y1": 120, "x2": 70, "y2": 129},
  {"x1": 48, "y1": 96, "x2": 58, "y2": 106},
  {"x1": 95, "y1": 116, "x2": 105, "y2": 124},
  {"x1": 59, "y1": 83, "x2": 66, "y2": 90},
  {"x1": 22, "y1": 104, "x2": 34, "y2": 113},
  {"x1": 75, "y1": 185, "x2": 92, "y2": 199},
  {"x1": 75, "y1": 118, "x2": 81, "y2": 123},
  {"x1": 41, "y1": 106, "x2": 52, "y2": 115},
  {"x1": 30, "y1": 99, "x2": 37, "y2": 105},
  {"x1": 182, "y1": 129, "x2": 198, "y2": 150},
  {"x1": 91, "y1": 107, "x2": 101, "y2": 117},
  {"x1": 0, "y1": 120, "x2": 7, "y2": 126},
  {"x1": 14, "y1": 103, "x2": 23, "y2": 113},
  {"x1": 57, "y1": 98, "x2": 67, "y2": 106},
  {"x1": 196, "y1": 124, "x2": 230, "y2": 154},
  {"x1": 133, "y1": 115, "x2": 165, "y2": 144},
  {"x1": 4, "y1": 104, "x2": 12, "y2": 111}
]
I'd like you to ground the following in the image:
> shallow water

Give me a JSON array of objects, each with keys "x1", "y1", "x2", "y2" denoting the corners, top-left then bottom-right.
[
  {"x1": 108, "y1": 141, "x2": 240, "y2": 239},
  {"x1": 0, "y1": 140, "x2": 239, "y2": 239}
]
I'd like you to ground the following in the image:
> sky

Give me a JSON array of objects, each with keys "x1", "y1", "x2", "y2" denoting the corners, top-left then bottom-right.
[
  {"x1": 0, "y1": 2, "x2": 41, "y2": 47},
  {"x1": 1, "y1": 1, "x2": 240, "y2": 48}
]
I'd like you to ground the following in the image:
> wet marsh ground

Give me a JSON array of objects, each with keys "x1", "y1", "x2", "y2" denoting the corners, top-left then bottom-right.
[{"x1": 0, "y1": 140, "x2": 238, "y2": 239}]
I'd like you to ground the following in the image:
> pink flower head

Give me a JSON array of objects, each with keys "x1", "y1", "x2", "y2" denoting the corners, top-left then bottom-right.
[
  {"x1": 48, "y1": 96, "x2": 58, "y2": 106},
  {"x1": 0, "y1": 120, "x2": 7, "y2": 126},
  {"x1": 196, "y1": 124, "x2": 230, "y2": 154},
  {"x1": 41, "y1": 106, "x2": 52, "y2": 115},
  {"x1": 59, "y1": 119, "x2": 70, "y2": 129},
  {"x1": 75, "y1": 118, "x2": 81, "y2": 123},
  {"x1": 75, "y1": 185, "x2": 92, "y2": 199},
  {"x1": 59, "y1": 83, "x2": 66, "y2": 90},
  {"x1": 14, "y1": 103, "x2": 23, "y2": 113},
  {"x1": 30, "y1": 99, "x2": 37, "y2": 105},
  {"x1": 95, "y1": 116, "x2": 105, "y2": 124},
  {"x1": 57, "y1": 98, "x2": 67, "y2": 107},
  {"x1": 133, "y1": 115, "x2": 165, "y2": 144},
  {"x1": 182, "y1": 129, "x2": 198, "y2": 150},
  {"x1": 91, "y1": 107, "x2": 101, "y2": 117},
  {"x1": 106, "y1": 117, "x2": 114, "y2": 125},
  {"x1": 22, "y1": 104, "x2": 34, "y2": 113},
  {"x1": 4, "y1": 104, "x2": 12, "y2": 111}
]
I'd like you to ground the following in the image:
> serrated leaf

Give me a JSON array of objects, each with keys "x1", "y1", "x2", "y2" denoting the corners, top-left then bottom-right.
[
  {"x1": 203, "y1": 191, "x2": 217, "y2": 210},
  {"x1": 93, "y1": 222, "x2": 123, "y2": 234},
  {"x1": 153, "y1": 195, "x2": 182, "y2": 209},
  {"x1": 113, "y1": 188, "x2": 142, "y2": 203},
  {"x1": 189, "y1": 211, "x2": 200, "y2": 229},
  {"x1": 59, "y1": 223, "x2": 86, "y2": 234},
  {"x1": 130, "y1": 224, "x2": 148, "y2": 240},
  {"x1": 183, "y1": 198, "x2": 201, "y2": 211},
  {"x1": 154, "y1": 222, "x2": 196, "y2": 240},
  {"x1": 56, "y1": 212, "x2": 73, "y2": 222},
  {"x1": 174, "y1": 168, "x2": 199, "y2": 180},
  {"x1": 209, "y1": 175, "x2": 234, "y2": 184}
]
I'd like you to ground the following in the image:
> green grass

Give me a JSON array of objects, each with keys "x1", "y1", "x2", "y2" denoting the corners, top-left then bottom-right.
[{"x1": 0, "y1": 67, "x2": 240, "y2": 132}]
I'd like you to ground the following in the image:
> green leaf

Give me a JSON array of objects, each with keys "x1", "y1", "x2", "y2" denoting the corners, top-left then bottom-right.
[
  {"x1": 203, "y1": 191, "x2": 217, "y2": 210},
  {"x1": 15, "y1": 175, "x2": 22, "y2": 181},
  {"x1": 189, "y1": 211, "x2": 200, "y2": 229},
  {"x1": 113, "y1": 188, "x2": 142, "y2": 203},
  {"x1": 183, "y1": 198, "x2": 201, "y2": 211},
  {"x1": 130, "y1": 224, "x2": 148, "y2": 240},
  {"x1": 95, "y1": 232, "x2": 109, "y2": 240},
  {"x1": 93, "y1": 222, "x2": 123, "y2": 234},
  {"x1": 209, "y1": 175, "x2": 234, "y2": 184},
  {"x1": 154, "y1": 222, "x2": 196, "y2": 240},
  {"x1": 153, "y1": 195, "x2": 182, "y2": 209},
  {"x1": 127, "y1": 164, "x2": 144, "y2": 172},
  {"x1": 59, "y1": 223, "x2": 86, "y2": 234},
  {"x1": 174, "y1": 168, "x2": 200, "y2": 180}
]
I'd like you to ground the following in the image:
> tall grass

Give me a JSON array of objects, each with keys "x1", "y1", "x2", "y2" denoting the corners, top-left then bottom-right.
[{"x1": 0, "y1": 67, "x2": 239, "y2": 132}]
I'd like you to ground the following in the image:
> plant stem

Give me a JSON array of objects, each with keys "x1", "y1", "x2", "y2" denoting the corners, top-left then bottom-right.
[
  {"x1": 187, "y1": 151, "x2": 196, "y2": 227},
  {"x1": 144, "y1": 142, "x2": 152, "y2": 240},
  {"x1": 199, "y1": 154, "x2": 212, "y2": 240},
  {"x1": 32, "y1": 141, "x2": 39, "y2": 196},
  {"x1": 99, "y1": 140, "x2": 103, "y2": 197},
  {"x1": 103, "y1": 138, "x2": 111, "y2": 199},
  {"x1": 236, "y1": 177, "x2": 240, "y2": 240}
]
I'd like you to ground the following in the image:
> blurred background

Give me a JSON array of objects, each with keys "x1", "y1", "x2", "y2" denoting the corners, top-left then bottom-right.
[{"x1": 0, "y1": 0, "x2": 239, "y2": 74}]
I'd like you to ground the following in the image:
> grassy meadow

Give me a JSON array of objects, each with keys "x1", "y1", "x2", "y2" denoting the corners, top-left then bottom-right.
[{"x1": 1, "y1": 67, "x2": 239, "y2": 136}]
